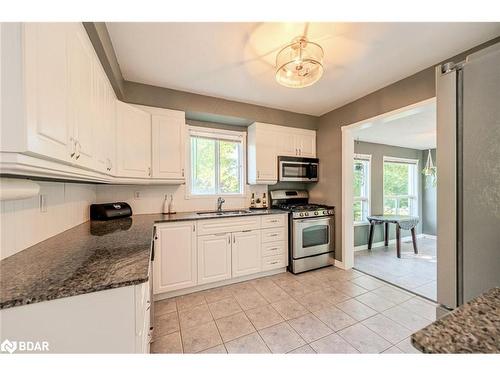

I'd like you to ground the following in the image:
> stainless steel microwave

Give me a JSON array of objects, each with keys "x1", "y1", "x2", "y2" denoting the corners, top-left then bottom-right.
[{"x1": 278, "y1": 156, "x2": 319, "y2": 182}]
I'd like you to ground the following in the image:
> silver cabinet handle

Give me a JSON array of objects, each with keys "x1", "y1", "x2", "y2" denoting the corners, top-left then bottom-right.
[
  {"x1": 269, "y1": 233, "x2": 278, "y2": 237},
  {"x1": 70, "y1": 138, "x2": 76, "y2": 158},
  {"x1": 233, "y1": 234, "x2": 235, "y2": 243},
  {"x1": 181, "y1": 168, "x2": 184, "y2": 177},
  {"x1": 270, "y1": 261, "x2": 279, "y2": 265},
  {"x1": 269, "y1": 219, "x2": 279, "y2": 223},
  {"x1": 75, "y1": 140, "x2": 81, "y2": 160},
  {"x1": 228, "y1": 236, "x2": 230, "y2": 244},
  {"x1": 268, "y1": 247, "x2": 278, "y2": 251},
  {"x1": 192, "y1": 224, "x2": 195, "y2": 232},
  {"x1": 257, "y1": 171, "x2": 260, "y2": 178},
  {"x1": 148, "y1": 167, "x2": 151, "y2": 177}
]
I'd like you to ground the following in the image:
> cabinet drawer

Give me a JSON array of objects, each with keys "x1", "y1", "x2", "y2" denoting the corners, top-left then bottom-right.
[
  {"x1": 262, "y1": 241, "x2": 286, "y2": 257},
  {"x1": 262, "y1": 254, "x2": 287, "y2": 271},
  {"x1": 261, "y1": 227, "x2": 286, "y2": 243},
  {"x1": 261, "y1": 214, "x2": 287, "y2": 229},
  {"x1": 196, "y1": 216, "x2": 260, "y2": 236}
]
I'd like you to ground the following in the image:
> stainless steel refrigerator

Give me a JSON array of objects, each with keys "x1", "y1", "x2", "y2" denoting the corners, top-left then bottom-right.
[{"x1": 436, "y1": 42, "x2": 500, "y2": 309}]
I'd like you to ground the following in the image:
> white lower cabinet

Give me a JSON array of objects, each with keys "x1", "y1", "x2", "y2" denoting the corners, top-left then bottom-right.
[
  {"x1": 154, "y1": 214, "x2": 288, "y2": 296},
  {"x1": 232, "y1": 230, "x2": 262, "y2": 278},
  {"x1": 0, "y1": 273, "x2": 152, "y2": 353},
  {"x1": 154, "y1": 221, "x2": 197, "y2": 294},
  {"x1": 197, "y1": 233, "x2": 232, "y2": 285}
]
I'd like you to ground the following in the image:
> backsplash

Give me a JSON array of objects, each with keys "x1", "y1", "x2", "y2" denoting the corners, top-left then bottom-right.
[
  {"x1": 0, "y1": 181, "x2": 270, "y2": 259},
  {"x1": 0, "y1": 182, "x2": 96, "y2": 260},
  {"x1": 95, "y1": 184, "x2": 268, "y2": 214}
]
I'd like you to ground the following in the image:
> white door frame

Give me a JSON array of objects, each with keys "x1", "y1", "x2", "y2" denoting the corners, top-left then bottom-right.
[{"x1": 340, "y1": 98, "x2": 436, "y2": 269}]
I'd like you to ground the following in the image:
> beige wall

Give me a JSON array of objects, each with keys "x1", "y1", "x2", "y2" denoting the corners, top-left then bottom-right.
[{"x1": 310, "y1": 36, "x2": 500, "y2": 262}]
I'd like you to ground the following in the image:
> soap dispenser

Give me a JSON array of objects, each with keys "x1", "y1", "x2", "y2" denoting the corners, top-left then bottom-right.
[
  {"x1": 162, "y1": 194, "x2": 169, "y2": 214},
  {"x1": 168, "y1": 194, "x2": 176, "y2": 214}
]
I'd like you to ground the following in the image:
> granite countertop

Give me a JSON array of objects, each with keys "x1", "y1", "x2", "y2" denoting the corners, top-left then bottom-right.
[
  {"x1": 0, "y1": 209, "x2": 287, "y2": 310},
  {"x1": 411, "y1": 287, "x2": 500, "y2": 353},
  {"x1": 155, "y1": 208, "x2": 287, "y2": 223}
]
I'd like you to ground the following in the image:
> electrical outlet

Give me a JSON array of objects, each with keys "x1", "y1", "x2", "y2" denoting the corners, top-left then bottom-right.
[
  {"x1": 39, "y1": 194, "x2": 47, "y2": 213},
  {"x1": 134, "y1": 191, "x2": 141, "y2": 200}
]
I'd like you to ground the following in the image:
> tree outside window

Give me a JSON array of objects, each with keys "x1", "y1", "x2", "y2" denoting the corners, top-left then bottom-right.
[
  {"x1": 190, "y1": 129, "x2": 244, "y2": 196},
  {"x1": 383, "y1": 157, "x2": 418, "y2": 216}
]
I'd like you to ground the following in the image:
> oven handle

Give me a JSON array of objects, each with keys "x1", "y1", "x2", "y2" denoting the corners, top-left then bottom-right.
[{"x1": 295, "y1": 217, "x2": 333, "y2": 223}]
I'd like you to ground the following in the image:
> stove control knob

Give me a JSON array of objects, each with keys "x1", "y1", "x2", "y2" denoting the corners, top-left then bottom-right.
[
  {"x1": 323, "y1": 210, "x2": 327, "y2": 214},
  {"x1": 304, "y1": 212, "x2": 309, "y2": 216},
  {"x1": 329, "y1": 210, "x2": 333, "y2": 215},
  {"x1": 299, "y1": 213, "x2": 304, "y2": 217},
  {"x1": 314, "y1": 211, "x2": 319, "y2": 215}
]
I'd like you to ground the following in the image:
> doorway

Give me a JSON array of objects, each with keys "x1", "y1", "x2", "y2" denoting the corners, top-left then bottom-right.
[{"x1": 341, "y1": 98, "x2": 437, "y2": 301}]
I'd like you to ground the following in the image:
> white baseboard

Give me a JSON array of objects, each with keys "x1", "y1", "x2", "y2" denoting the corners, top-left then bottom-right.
[
  {"x1": 354, "y1": 233, "x2": 424, "y2": 252},
  {"x1": 334, "y1": 260, "x2": 347, "y2": 269}
]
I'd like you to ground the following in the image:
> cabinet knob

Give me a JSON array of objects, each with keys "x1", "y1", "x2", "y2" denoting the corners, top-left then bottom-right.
[
  {"x1": 181, "y1": 168, "x2": 184, "y2": 177},
  {"x1": 148, "y1": 167, "x2": 151, "y2": 177}
]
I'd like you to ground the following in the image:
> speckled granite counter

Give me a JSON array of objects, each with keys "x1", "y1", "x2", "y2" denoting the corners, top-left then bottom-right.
[
  {"x1": 411, "y1": 288, "x2": 500, "y2": 353},
  {"x1": 0, "y1": 209, "x2": 287, "y2": 310},
  {"x1": 155, "y1": 208, "x2": 286, "y2": 222}
]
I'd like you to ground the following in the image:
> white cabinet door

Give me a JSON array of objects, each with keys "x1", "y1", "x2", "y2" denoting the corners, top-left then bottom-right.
[
  {"x1": 296, "y1": 131, "x2": 316, "y2": 157},
  {"x1": 23, "y1": 23, "x2": 72, "y2": 163},
  {"x1": 67, "y1": 23, "x2": 95, "y2": 170},
  {"x1": 255, "y1": 128, "x2": 277, "y2": 182},
  {"x1": 197, "y1": 233, "x2": 232, "y2": 285},
  {"x1": 154, "y1": 221, "x2": 197, "y2": 294},
  {"x1": 92, "y1": 62, "x2": 116, "y2": 175},
  {"x1": 232, "y1": 230, "x2": 262, "y2": 278},
  {"x1": 115, "y1": 101, "x2": 152, "y2": 178},
  {"x1": 151, "y1": 112, "x2": 185, "y2": 180},
  {"x1": 277, "y1": 132, "x2": 297, "y2": 157}
]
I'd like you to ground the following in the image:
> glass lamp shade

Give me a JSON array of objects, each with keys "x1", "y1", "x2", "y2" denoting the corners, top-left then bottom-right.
[{"x1": 275, "y1": 37, "x2": 324, "y2": 88}]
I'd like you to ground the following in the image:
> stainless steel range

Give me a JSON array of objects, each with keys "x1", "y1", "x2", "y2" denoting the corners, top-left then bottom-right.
[{"x1": 270, "y1": 190, "x2": 335, "y2": 274}]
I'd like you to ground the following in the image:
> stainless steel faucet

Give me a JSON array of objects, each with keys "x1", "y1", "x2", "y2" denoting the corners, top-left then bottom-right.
[{"x1": 217, "y1": 197, "x2": 225, "y2": 212}]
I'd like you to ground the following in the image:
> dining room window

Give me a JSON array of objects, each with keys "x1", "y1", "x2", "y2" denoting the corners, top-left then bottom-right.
[
  {"x1": 383, "y1": 156, "x2": 419, "y2": 216},
  {"x1": 353, "y1": 154, "x2": 371, "y2": 224}
]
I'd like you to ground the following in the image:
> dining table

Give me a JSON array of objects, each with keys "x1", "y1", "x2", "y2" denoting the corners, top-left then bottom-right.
[{"x1": 366, "y1": 214, "x2": 420, "y2": 258}]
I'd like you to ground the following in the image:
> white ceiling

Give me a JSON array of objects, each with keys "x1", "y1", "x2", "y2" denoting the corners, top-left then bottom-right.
[
  {"x1": 352, "y1": 100, "x2": 436, "y2": 150},
  {"x1": 106, "y1": 22, "x2": 500, "y2": 116}
]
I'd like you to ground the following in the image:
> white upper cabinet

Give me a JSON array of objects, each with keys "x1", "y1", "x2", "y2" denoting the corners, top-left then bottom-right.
[
  {"x1": 22, "y1": 23, "x2": 72, "y2": 163},
  {"x1": 92, "y1": 59, "x2": 116, "y2": 175},
  {"x1": 1, "y1": 22, "x2": 117, "y2": 179},
  {"x1": 295, "y1": 130, "x2": 316, "y2": 157},
  {"x1": 150, "y1": 109, "x2": 185, "y2": 181},
  {"x1": 247, "y1": 123, "x2": 278, "y2": 184},
  {"x1": 67, "y1": 23, "x2": 95, "y2": 170},
  {"x1": 115, "y1": 101, "x2": 152, "y2": 178},
  {"x1": 247, "y1": 122, "x2": 316, "y2": 184}
]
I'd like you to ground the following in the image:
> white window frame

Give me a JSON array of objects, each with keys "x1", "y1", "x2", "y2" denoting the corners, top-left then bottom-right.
[
  {"x1": 382, "y1": 156, "x2": 419, "y2": 216},
  {"x1": 186, "y1": 126, "x2": 247, "y2": 199},
  {"x1": 353, "y1": 154, "x2": 371, "y2": 226}
]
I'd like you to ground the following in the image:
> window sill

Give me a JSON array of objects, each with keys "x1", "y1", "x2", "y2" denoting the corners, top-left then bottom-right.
[
  {"x1": 186, "y1": 193, "x2": 247, "y2": 200},
  {"x1": 353, "y1": 221, "x2": 370, "y2": 227}
]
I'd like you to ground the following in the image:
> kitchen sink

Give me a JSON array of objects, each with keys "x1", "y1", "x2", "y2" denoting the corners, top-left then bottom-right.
[{"x1": 196, "y1": 210, "x2": 252, "y2": 216}]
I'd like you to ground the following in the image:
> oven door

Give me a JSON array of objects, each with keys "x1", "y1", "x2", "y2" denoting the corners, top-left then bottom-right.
[
  {"x1": 279, "y1": 161, "x2": 319, "y2": 182},
  {"x1": 293, "y1": 217, "x2": 334, "y2": 259}
]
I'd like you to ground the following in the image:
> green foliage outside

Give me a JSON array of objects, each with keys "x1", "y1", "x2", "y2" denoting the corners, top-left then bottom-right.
[{"x1": 191, "y1": 137, "x2": 241, "y2": 195}]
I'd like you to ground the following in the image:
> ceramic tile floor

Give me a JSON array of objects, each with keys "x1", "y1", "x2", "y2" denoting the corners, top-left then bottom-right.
[
  {"x1": 354, "y1": 237, "x2": 437, "y2": 301},
  {"x1": 151, "y1": 267, "x2": 436, "y2": 354}
]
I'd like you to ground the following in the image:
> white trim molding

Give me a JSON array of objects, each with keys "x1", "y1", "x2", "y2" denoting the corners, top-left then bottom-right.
[{"x1": 341, "y1": 97, "x2": 436, "y2": 270}]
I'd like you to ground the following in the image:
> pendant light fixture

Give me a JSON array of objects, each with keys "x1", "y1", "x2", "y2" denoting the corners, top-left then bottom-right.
[{"x1": 275, "y1": 36, "x2": 324, "y2": 88}]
